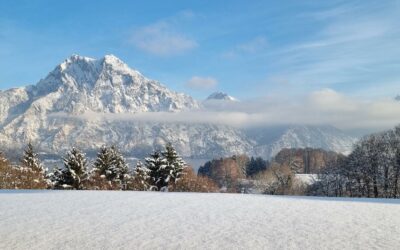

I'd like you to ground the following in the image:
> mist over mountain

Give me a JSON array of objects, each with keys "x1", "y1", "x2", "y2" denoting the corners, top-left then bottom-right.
[{"x1": 0, "y1": 55, "x2": 356, "y2": 161}]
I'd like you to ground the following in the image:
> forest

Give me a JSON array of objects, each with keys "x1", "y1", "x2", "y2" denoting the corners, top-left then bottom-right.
[{"x1": 1, "y1": 125, "x2": 400, "y2": 199}]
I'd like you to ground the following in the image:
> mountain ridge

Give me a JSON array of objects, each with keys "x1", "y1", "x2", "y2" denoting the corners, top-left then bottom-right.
[{"x1": 0, "y1": 54, "x2": 356, "y2": 160}]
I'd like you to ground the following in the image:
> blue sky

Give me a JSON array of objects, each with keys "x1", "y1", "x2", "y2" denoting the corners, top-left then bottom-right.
[{"x1": 0, "y1": 0, "x2": 400, "y2": 100}]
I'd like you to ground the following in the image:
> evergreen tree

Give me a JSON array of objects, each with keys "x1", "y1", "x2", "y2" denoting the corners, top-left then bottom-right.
[
  {"x1": 93, "y1": 145, "x2": 113, "y2": 179},
  {"x1": 48, "y1": 167, "x2": 64, "y2": 189},
  {"x1": 132, "y1": 161, "x2": 151, "y2": 191},
  {"x1": 109, "y1": 146, "x2": 129, "y2": 182},
  {"x1": 162, "y1": 143, "x2": 186, "y2": 184},
  {"x1": 20, "y1": 142, "x2": 47, "y2": 188},
  {"x1": 198, "y1": 161, "x2": 212, "y2": 178},
  {"x1": 57, "y1": 147, "x2": 89, "y2": 189},
  {"x1": 145, "y1": 150, "x2": 167, "y2": 191},
  {"x1": 92, "y1": 145, "x2": 129, "y2": 183},
  {"x1": 246, "y1": 157, "x2": 268, "y2": 177},
  {"x1": 22, "y1": 142, "x2": 44, "y2": 173}
]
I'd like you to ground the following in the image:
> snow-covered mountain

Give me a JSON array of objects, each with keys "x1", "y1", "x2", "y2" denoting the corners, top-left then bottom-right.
[
  {"x1": 0, "y1": 55, "x2": 252, "y2": 158},
  {"x1": 0, "y1": 54, "x2": 356, "y2": 161},
  {"x1": 247, "y1": 125, "x2": 357, "y2": 159},
  {"x1": 206, "y1": 92, "x2": 238, "y2": 102}
]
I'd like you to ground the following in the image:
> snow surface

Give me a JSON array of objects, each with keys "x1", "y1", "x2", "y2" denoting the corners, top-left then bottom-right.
[
  {"x1": 1, "y1": 191, "x2": 399, "y2": 250},
  {"x1": 295, "y1": 174, "x2": 318, "y2": 185}
]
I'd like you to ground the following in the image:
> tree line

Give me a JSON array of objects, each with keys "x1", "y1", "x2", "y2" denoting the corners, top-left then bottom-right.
[
  {"x1": 4, "y1": 125, "x2": 400, "y2": 199},
  {"x1": 0, "y1": 142, "x2": 218, "y2": 192},
  {"x1": 309, "y1": 126, "x2": 400, "y2": 198},
  {"x1": 198, "y1": 155, "x2": 304, "y2": 195}
]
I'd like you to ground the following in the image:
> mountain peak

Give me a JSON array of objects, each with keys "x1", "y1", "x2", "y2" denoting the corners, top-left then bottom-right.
[
  {"x1": 52, "y1": 54, "x2": 135, "y2": 87},
  {"x1": 103, "y1": 54, "x2": 124, "y2": 65},
  {"x1": 70, "y1": 54, "x2": 93, "y2": 60},
  {"x1": 206, "y1": 92, "x2": 238, "y2": 101},
  {"x1": 62, "y1": 54, "x2": 125, "y2": 68},
  {"x1": 58, "y1": 54, "x2": 97, "y2": 72},
  {"x1": 103, "y1": 54, "x2": 119, "y2": 61},
  {"x1": 100, "y1": 54, "x2": 133, "y2": 73},
  {"x1": 66, "y1": 54, "x2": 95, "y2": 63},
  {"x1": 26, "y1": 54, "x2": 199, "y2": 114}
]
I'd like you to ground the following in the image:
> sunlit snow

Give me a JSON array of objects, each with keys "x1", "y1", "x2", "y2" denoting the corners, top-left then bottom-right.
[{"x1": 1, "y1": 190, "x2": 399, "y2": 249}]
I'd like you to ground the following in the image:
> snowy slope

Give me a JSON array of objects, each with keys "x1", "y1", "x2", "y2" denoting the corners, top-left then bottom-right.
[
  {"x1": 206, "y1": 92, "x2": 238, "y2": 101},
  {"x1": 1, "y1": 190, "x2": 399, "y2": 250},
  {"x1": 248, "y1": 125, "x2": 357, "y2": 158}
]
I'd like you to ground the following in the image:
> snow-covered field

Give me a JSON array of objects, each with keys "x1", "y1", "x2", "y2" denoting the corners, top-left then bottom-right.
[{"x1": 1, "y1": 191, "x2": 399, "y2": 250}]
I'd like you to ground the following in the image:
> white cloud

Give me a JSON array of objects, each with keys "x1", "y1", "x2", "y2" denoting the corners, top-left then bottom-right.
[
  {"x1": 308, "y1": 88, "x2": 358, "y2": 112},
  {"x1": 130, "y1": 21, "x2": 197, "y2": 56},
  {"x1": 185, "y1": 76, "x2": 218, "y2": 90},
  {"x1": 50, "y1": 89, "x2": 400, "y2": 134}
]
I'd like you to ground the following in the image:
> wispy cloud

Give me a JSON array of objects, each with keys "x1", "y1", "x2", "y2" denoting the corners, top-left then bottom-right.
[
  {"x1": 130, "y1": 21, "x2": 197, "y2": 56},
  {"x1": 256, "y1": 2, "x2": 400, "y2": 97},
  {"x1": 303, "y1": 2, "x2": 362, "y2": 20},
  {"x1": 185, "y1": 76, "x2": 218, "y2": 91},
  {"x1": 129, "y1": 10, "x2": 198, "y2": 56}
]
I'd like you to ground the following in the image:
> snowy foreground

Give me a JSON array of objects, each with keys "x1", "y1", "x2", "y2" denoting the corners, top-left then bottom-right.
[{"x1": 1, "y1": 191, "x2": 400, "y2": 250}]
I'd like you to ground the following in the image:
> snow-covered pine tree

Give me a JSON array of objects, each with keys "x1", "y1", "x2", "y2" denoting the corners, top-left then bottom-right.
[
  {"x1": 92, "y1": 145, "x2": 129, "y2": 184},
  {"x1": 20, "y1": 142, "x2": 48, "y2": 188},
  {"x1": 58, "y1": 147, "x2": 89, "y2": 190},
  {"x1": 49, "y1": 167, "x2": 65, "y2": 189},
  {"x1": 145, "y1": 150, "x2": 168, "y2": 191},
  {"x1": 22, "y1": 142, "x2": 44, "y2": 173},
  {"x1": 93, "y1": 145, "x2": 114, "y2": 180},
  {"x1": 162, "y1": 143, "x2": 186, "y2": 185},
  {"x1": 109, "y1": 146, "x2": 129, "y2": 182},
  {"x1": 132, "y1": 161, "x2": 151, "y2": 191}
]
